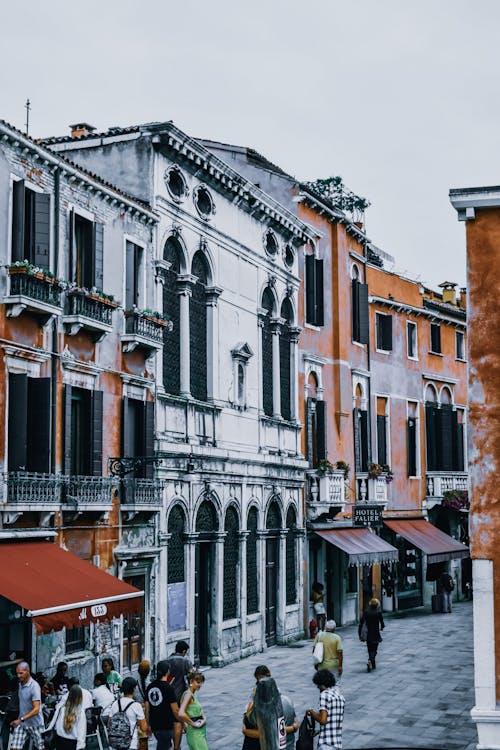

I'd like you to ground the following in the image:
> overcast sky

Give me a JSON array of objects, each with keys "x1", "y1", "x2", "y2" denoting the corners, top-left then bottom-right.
[{"x1": 2, "y1": 0, "x2": 499, "y2": 291}]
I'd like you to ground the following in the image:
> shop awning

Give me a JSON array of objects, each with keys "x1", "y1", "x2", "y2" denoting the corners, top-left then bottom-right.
[
  {"x1": 315, "y1": 528, "x2": 399, "y2": 566},
  {"x1": 383, "y1": 519, "x2": 469, "y2": 563},
  {"x1": 0, "y1": 542, "x2": 143, "y2": 634}
]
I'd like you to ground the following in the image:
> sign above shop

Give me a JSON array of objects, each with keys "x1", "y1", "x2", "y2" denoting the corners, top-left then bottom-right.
[{"x1": 353, "y1": 504, "x2": 384, "y2": 527}]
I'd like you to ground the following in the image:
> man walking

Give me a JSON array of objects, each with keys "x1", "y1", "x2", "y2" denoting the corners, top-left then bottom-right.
[
  {"x1": 10, "y1": 662, "x2": 45, "y2": 750},
  {"x1": 313, "y1": 620, "x2": 343, "y2": 677},
  {"x1": 308, "y1": 670, "x2": 345, "y2": 750},
  {"x1": 166, "y1": 641, "x2": 192, "y2": 704},
  {"x1": 146, "y1": 661, "x2": 180, "y2": 750}
]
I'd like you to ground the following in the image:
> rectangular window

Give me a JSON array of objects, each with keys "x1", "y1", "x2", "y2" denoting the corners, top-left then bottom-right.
[
  {"x1": 65, "y1": 626, "x2": 88, "y2": 654},
  {"x1": 407, "y1": 407, "x2": 418, "y2": 477},
  {"x1": 69, "y1": 210, "x2": 104, "y2": 290},
  {"x1": 407, "y1": 321, "x2": 417, "y2": 359},
  {"x1": 122, "y1": 398, "x2": 155, "y2": 478},
  {"x1": 305, "y1": 255, "x2": 324, "y2": 326},
  {"x1": 11, "y1": 180, "x2": 50, "y2": 269},
  {"x1": 376, "y1": 313, "x2": 393, "y2": 352},
  {"x1": 125, "y1": 241, "x2": 144, "y2": 309},
  {"x1": 456, "y1": 330, "x2": 465, "y2": 360},
  {"x1": 354, "y1": 408, "x2": 369, "y2": 472},
  {"x1": 8, "y1": 374, "x2": 51, "y2": 472},
  {"x1": 352, "y1": 279, "x2": 369, "y2": 344},
  {"x1": 430, "y1": 323, "x2": 441, "y2": 354},
  {"x1": 376, "y1": 398, "x2": 388, "y2": 466},
  {"x1": 63, "y1": 386, "x2": 103, "y2": 477}
]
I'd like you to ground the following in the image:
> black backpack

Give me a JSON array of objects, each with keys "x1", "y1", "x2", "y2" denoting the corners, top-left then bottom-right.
[
  {"x1": 296, "y1": 713, "x2": 315, "y2": 750},
  {"x1": 107, "y1": 699, "x2": 137, "y2": 750}
]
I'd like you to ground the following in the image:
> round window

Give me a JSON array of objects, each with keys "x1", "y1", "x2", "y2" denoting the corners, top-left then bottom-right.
[
  {"x1": 194, "y1": 186, "x2": 214, "y2": 218},
  {"x1": 264, "y1": 230, "x2": 279, "y2": 257},
  {"x1": 284, "y1": 244, "x2": 295, "y2": 268},
  {"x1": 164, "y1": 167, "x2": 187, "y2": 201}
]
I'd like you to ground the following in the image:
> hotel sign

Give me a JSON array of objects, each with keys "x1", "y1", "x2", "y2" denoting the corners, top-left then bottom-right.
[{"x1": 353, "y1": 504, "x2": 383, "y2": 527}]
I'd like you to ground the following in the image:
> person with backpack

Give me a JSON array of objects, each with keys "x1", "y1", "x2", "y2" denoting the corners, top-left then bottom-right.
[
  {"x1": 438, "y1": 570, "x2": 455, "y2": 613},
  {"x1": 104, "y1": 677, "x2": 148, "y2": 750}
]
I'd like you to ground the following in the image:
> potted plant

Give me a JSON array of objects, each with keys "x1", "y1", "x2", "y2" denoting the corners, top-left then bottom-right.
[
  {"x1": 67, "y1": 284, "x2": 118, "y2": 307},
  {"x1": 335, "y1": 460, "x2": 350, "y2": 480},
  {"x1": 316, "y1": 459, "x2": 335, "y2": 476},
  {"x1": 442, "y1": 489, "x2": 469, "y2": 512},
  {"x1": 368, "y1": 463, "x2": 393, "y2": 483},
  {"x1": 125, "y1": 306, "x2": 172, "y2": 328},
  {"x1": 7, "y1": 261, "x2": 64, "y2": 286}
]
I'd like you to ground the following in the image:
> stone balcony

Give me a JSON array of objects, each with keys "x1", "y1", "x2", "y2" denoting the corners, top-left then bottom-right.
[
  {"x1": 122, "y1": 310, "x2": 168, "y2": 355},
  {"x1": 355, "y1": 472, "x2": 389, "y2": 505},
  {"x1": 5, "y1": 268, "x2": 63, "y2": 323},
  {"x1": 424, "y1": 471, "x2": 468, "y2": 510},
  {"x1": 63, "y1": 290, "x2": 115, "y2": 342},
  {"x1": 307, "y1": 470, "x2": 346, "y2": 521}
]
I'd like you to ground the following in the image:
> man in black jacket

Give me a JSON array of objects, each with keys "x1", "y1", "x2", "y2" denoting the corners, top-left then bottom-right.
[{"x1": 145, "y1": 661, "x2": 180, "y2": 750}]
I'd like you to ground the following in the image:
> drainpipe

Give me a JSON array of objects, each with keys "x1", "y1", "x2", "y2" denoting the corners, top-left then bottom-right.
[{"x1": 51, "y1": 168, "x2": 60, "y2": 474}]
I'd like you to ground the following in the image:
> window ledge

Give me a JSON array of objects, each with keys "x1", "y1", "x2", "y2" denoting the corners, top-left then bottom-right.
[
  {"x1": 455, "y1": 357, "x2": 467, "y2": 363},
  {"x1": 429, "y1": 350, "x2": 443, "y2": 357},
  {"x1": 352, "y1": 340, "x2": 366, "y2": 348},
  {"x1": 304, "y1": 322, "x2": 322, "y2": 332},
  {"x1": 407, "y1": 355, "x2": 419, "y2": 362},
  {"x1": 375, "y1": 348, "x2": 392, "y2": 355}
]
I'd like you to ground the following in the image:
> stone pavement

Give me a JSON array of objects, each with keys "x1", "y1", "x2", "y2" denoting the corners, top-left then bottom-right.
[{"x1": 195, "y1": 600, "x2": 475, "y2": 750}]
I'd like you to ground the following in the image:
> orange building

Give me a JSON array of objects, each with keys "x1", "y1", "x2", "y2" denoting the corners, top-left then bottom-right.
[{"x1": 450, "y1": 185, "x2": 500, "y2": 749}]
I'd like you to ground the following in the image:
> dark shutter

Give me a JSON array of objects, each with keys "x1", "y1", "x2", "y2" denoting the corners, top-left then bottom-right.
[
  {"x1": 431, "y1": 324, "x2": 441, "y2": 353},
  {"x1": 63, "y1": 385, "x2": 73, "y2": 475},
  {"x1": 384, "y1": 316, "x2": 393, "y2": 351},
  {"x1": 305, "y1": 254, "x2": 315, "y2": 325},
  {"x1": 360, "y1": 409, "x2": 369, "y2": 471},
  {"x1": 122, "y1": 397, "x2": 133, "y2": 457},
  {"x1": 455, "y1": 420, "x2": 464, "y2": 472},
  {"x1": 91, "y1": 391, "x2": 103, "y2": 476},
  {"x1": 352, "y1": 279, "x2": 359, "y2": 341},
  {"x1": 316, "y1": 400, "x2": 327, "y2": 462},
  {"x1": 144, "y1": 401, "x2": 155, "y2": 478},
  {"x1": 93, "y1": 222, "x2": 104, "y2": 290},
  {"x1": 353, "y1": 408, "x2": 361, "y2": 471},
  {"x1": 425, "y1": 403, "x2": 437, "y2": 472},
  {"x1": 279, "y1": 327, "x2": 291, "y2": 421},
  {"x1": 27, "y1": 378, "x2": 51, "y2": 473},
  {"x1": 306, "y1": 398, "x2": 314, "y2": 464},
  {"x1": 69, "y1": 209, "x2": 76, "y2": 281},
  {"x1": 262, "y1": 320, "x2": 273, "y2": 416},
  {"x1": 358, "y1": 282, "x2": 369, "y2": 344},
  {"x1": 8, "y1": 374, "x2": 28, "y2": 471},
  {"x1": 377, "y1": 415, "x2": 387, "y2": 465},
  {"x1": 34, "y1": 193, "x2": 50, "y2": 270},
  {"x1": 11, "y1": 180, "x2": 25, "y2": 263},
  {"x1": 439, "y1": 404, "x2": 453, "y2": 471},
  {"x1": 125, "y1": 241, "x2": 135, "y2": 309},
  {"x1": 408, "y1": 417, "x2": 417, "y2": 477},
  {"x1": 314, "y1": 259, "x2": 324, "y2": 326}
]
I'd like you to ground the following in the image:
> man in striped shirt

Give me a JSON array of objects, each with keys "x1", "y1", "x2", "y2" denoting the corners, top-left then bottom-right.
[{"x1": 308, "y1": 670, "x2": 345, "y2": 749}]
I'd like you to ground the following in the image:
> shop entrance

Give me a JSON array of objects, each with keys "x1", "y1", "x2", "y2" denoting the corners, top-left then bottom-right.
[
  {"x1": 194, "y1": 498, "x2": 218, "y2": 666},
  {"x1": 265, "y1": 537, "x2": 278, "y2": 645},
  {"x1": 122, "y1": 573, "x2": 146, "y2": 672}
]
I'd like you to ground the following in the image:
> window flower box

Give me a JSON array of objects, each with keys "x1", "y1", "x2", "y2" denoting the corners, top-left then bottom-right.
[
  {"x1": 122, "y1": 308, "x2": 172, "y2": 354},
  {"x1": 5, "y1": 262, "x2": 63, "y2": 320}
]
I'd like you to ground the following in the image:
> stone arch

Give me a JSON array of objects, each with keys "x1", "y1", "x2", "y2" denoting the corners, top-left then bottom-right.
[
  {"x1": 190, "y1": 246, "x2": 214, "y2": 286},
  {"x1": 440, "y1": 385, "x2": 453, "y2": 405},
  {"x1": 261, "y1": 284, "x2": 278, "y2": 316},
  {"x1": 266, "y1": 497, "x2": 283, "y2": 530},
  {"x1": 425, "y1": 383, "x2": 438, "y2": 402},
  {"x1": 167, "y1": 503, "x2": 187, "y2": 585},
  {"x1": 223, "y1": 504, "x2": 240, "y2": 620},
  {"x1": 194, "y1": 493, "x2": 220, "y2": 533},
  {"x1": 280, "y1": 295, "x2": 295, "y2": 326},
  {"x1": 163, "y1": 234, "x2": 188, "y2": 274}
]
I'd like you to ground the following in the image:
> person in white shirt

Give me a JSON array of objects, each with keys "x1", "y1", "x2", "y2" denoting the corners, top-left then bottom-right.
[
  {"x1": 58, "y1": 679, "x2": 93, "y2": 711},
  {"x1": 48, "y1": 685, "x2": 87, "y2": 750},
  {"x1": 92, "y1": 673, "x2": 114, "y2": 710},
  {"x1": 103, "y1": 677, "x2": 147, "y2": 750}
]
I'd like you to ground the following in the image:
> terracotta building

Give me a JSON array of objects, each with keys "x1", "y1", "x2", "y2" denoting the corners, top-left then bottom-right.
[{"x1": 450, "y1": 185, "x2": 500, "y2": 749}]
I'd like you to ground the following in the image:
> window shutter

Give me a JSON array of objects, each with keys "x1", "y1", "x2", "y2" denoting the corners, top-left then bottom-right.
[
  {"x1": 279, "y1": 328, "x2": 291, "y2": 421},
  {"x1": 407, "y1": 417, "x2": 417, "y2": 476},
  {"x1": 93, "y1": 222, "x2": 104, "y2": 290},
  {"x1": 261, "y1": 321, "x2": 273, "y2": 417},
  {"x1": 11, "y1": 180, "x2": 25, "y2": 263},
  {"x1": 352, "y1": 279, "x2": 359, "y2": 341},
  {"x1": 360, "y1": 409, "x2": 369, "y2": 471},
  {"x1": 91, "y1": 390, "x2": 103, "y2": 476},
  {"x1": 144, "y1": 401, "x2": 155, "y2": 479},
  {"x1": 377, "y1": 415, "x2": 387, "y2": 465},
  {"x1": 316, "y1": 400, "x2": 327, "y2": 462},
  {"x1": 63, "y1": 385, "x2": 73, "y2": 475},
  {"x1": 306, "y1": 398, "x2": 314, "y2": 464},
  {"x1": 34, "y1": 193, "x2": 50, "y2": 270},
  {"x1": 125, "y1": 241, "x2": 135, "y2": 309},
  {"x1": 122, "y1": 397, "x2": 133, "y2": 457},
  {"x1": 425, "y1": 404, "x2": 437, "y2": 472},
  {"x1": 305, "y1": 255, "x2": 315, "y2": 325},
  {"x1": 431, "y1": 324, "x2": 441, "y2": 353},
  {"x1": 358, "y1": 283, "x2": 369, "y2": 344},
  {"x1": 8, "y1": 374, "x2": 28, "y2": 471},
  {"x1": 353, "y1": 408, "x2": 361, "y2": 471},
  {"x1": 27, "y1": 377, "x2": 51, "y2": 473},
  {"x1": 455, "y1": 420, "x2": 464, "y2": 472},
  {"x1": 383, "y1": 316, "x2": 393, "y2": 351},
  {"x1": 314, "y1": 258, "x2": 324, "y2": 326},
  {"x1": 439, "y1": 404, "x2": 453, "y2": 471}
]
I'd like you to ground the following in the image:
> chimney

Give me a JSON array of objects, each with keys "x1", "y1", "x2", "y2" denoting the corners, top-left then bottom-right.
[
  {"x1": 459, "y1": 287, "x2": 467, "y2": 309},
  {"x1": 438, "y1": 281, "x2": 458, "y2": 306},
  {"x1": 69, "y1": 123, "x2": 96, "y2": 139}
]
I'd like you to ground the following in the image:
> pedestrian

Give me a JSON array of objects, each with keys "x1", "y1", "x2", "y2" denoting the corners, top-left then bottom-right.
[
  {"x1": 278, "y1": 695, "x2": 299, "y2": 749},
  {"x1": 358, "y1": 597, "x2": 384, "y2": 672},
  {"x1": 178, "y1": 670, "x2": 208, "y2": 750},
  {"x1": 10, "y1": 661, "x2": 45, "y2": 750},
  {"x1": 136, "y1": 661, "x2": 151, "y2": 750},
  {"x1": 166, "y1": 640, "x2": 193, "y2": 705},
  {"x1": 312, "y1": 582, "x2": 327, "y2": 632},
  {"x1": 241, "y1": 665, "x2": 271, "y2": 749},
  {"x1": 253, "y1": 677, "x2": 284, "y2": 750},
  {"x1": 63, "y1": 678, "x2": 93, "y2": 710},
  {"x1": 307, "y1": 669, "x2": 345, "y2": 750},
  {"x1": 104, "y1": 676, "x2": 148, "y2": 750},
  {"x1": 51, "y1": 662, "x2": 70, "y2": 696},
  {"x1": 102, "y1": 658, "x2": 122, "y2": 696},
  {"x1": 438, "y1": 570, "x2": 454, "y2": 613},
  {"x1": 92, "y1": 673, "x2": 114, "y2": 710},
  {"x1": 312, "y1": 620, "x2": 343, "y2": 678},
  {"x1": 145, "y1": 660, "x2": 180, "y2": 750},
  {"x1": 46, "y1": 684, "x2": 87, "y2": 750}
]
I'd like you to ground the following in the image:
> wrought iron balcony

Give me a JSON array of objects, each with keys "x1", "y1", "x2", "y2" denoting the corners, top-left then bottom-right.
[
  {"x1": 5, "y1": 269, "x2": 63, "y2": 322},
  {"x1": 1, "y1": 473, "x2": 112, "y2": 514},
  {"x1": 2, "y1": 472, "x2": 63, "y2": 505},
  {"x1": 62, "y1": 475, "x2": 113, "y2": 509},
  {"x1": 122, "y1": 310, "x2": 168, "y2": 354},
  {"x1": 356, "y1": 473, "x2": 389, "y2": 505},
  {"x1": 120, "y1": 477, "x2": 164, "y2": 509},
  {"x1": 63, "y1": 290, "x2": 115, "y2": 341},
  {"x1": 426, "y1": 472, "x2": 468, "y2": 499},
  {"x1": 307, "y1": 469, "x2": 346, "y2": 521}
]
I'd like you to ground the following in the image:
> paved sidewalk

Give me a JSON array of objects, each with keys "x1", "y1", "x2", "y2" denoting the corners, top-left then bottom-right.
[{"x1": 196, "y1": 600, "x2": 475, "y2": 750}]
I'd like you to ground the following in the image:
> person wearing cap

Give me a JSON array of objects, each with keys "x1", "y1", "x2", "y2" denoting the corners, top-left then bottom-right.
[{"x1": 312, "y1": 620, "x2": 343, "y2": 677}]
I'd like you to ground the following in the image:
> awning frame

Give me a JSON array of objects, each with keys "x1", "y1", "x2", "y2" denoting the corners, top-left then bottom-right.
[{"x1": 28, "y1": 591, "x2": 144, "y2": 617}]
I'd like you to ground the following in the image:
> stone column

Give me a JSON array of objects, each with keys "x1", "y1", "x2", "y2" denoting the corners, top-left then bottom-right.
[
  {"x1": 257, "y1": 529, "x2": 267, "y2": 649},
  {"x1": 271, "y1": 318, "x2": 283, "y2": 419},
  {"x1": 239, "y1": 530, "x2": 249, "y2": 649},
  {"x1": 289, "y1": 326, "x2": 301, "y2": 422},
  {"x1": 278, "y1": 530, "x2": 287, "y2": 642},
  {"x1": 213, "y1": 532, "x2": 226, "y2": 665},
  {"x1": 184, "y1": 532, "x2": 198, "y2": 643},
  {"x1": 205, "y1": 286, "x2": 223, "y2": 402},
  {"x1": 153, "y1": 259, "x2": 171, "y2": 391},
  {"x1": 177, "y1": 275, "x2": 195, "y2": 398}
]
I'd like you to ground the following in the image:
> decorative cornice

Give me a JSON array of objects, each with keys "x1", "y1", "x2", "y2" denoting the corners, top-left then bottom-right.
[{"x1": 369, "y1": 295, "x2": 466, "y2": 327}]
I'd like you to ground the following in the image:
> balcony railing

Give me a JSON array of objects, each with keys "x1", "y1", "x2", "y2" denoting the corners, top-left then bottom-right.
[
  {"x1": 2, "y1": 472, "x2": 63, "y2": 504},
  {"x1": 426, "y1": 472, "x2": 468, "y2": 498},
  {"x1": 307, "y1": 470, "x2": 346, "y2": 520},
  {"x1": 121, "y1": 478, "x2": 164, "y2": 507},
  {"x1": 356, "y1": 473, "x2": 388, "y2": 504},
  {"x1": 7, "y1": 270, "x2": 63, "y2": 315},
  {"x1": 66, "y1": 291, "x2": 114, "y2": 326},
  {"x1": 125, "y1": 312, "x2": 165, "y2": 344},
  {"x1": 62, "y1": 475, "x2": 112, "y2": 506}
]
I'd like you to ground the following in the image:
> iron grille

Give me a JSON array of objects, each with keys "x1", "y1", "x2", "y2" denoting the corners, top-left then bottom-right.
[
  {"x1": 223, "y1": 506, "x2": 239, "y2": 620},
  {"x1": 286, "y1": 507, "x2": 297, "y2": 605},
  {"x1": 168, "y1": 505, "x2": 186, "y2": 583},
  {"x1": 246, "y1": 507, "x2": 258, "y2": 614},
  {"x1": 266, "y1": 500, "x2": 281, "y2": 530},
  {"x1": 163, "y1": 268, "x2": 181, "y2": 395},
  {"x1": 9, "y1": 273, "x2": 62, "y2": 307},
  {"x1": 279, "y1": 325, "x2": 291, "y2": 420},
  {"x1": 262, "y1": 318, "x2": 273, "y2": 416},
  {"x1": 195, "y1": 499, "x2": 218, "y2": 532},
  {"x1": 190, "y1": 279, "x2": 207, "y2": 402}
]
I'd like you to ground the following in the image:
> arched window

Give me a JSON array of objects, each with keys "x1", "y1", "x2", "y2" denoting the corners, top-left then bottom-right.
[
  {"x1": 266, "y1": 499, "x2": 281, "y2": 531},
  {"x1": 163, "y1": 238, "x2": 182, "y2": 395},
  {"x1": 280, "y1": 298, "x2": 293, "y2": 421},
  {"x1": 261, "y1": 288, "x2": 274, "y2": 417},
  {"x1": 195, "y1": 498, "x2": 218, "y2": 532},
  {"x1": 167, "y1": 505, "x2": 186, "y2": 584},
  {"x1": 285, "y1": 506, "x2": 297, "y2": 605},
  {"x1": 246, "y1": 507, "x2": 258, "y2": 614},
  {"x1": 223, "y1": 506, "x2": 239, "y2": 620},
  {"x1": 190, "y1": 252, "x2": 209, "y2": 402}
]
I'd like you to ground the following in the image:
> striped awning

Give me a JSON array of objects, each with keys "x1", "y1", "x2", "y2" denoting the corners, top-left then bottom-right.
[
  {"x1": 315, "y1": 528, "x2": 399, "y2": 566},
  {"x1": 384, "y1": 519, "x2": 469, "y2": 563}
]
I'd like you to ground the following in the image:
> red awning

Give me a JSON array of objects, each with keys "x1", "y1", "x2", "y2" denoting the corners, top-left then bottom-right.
[
  {"x1": 315, "y1": 528, "x2": 399, "y2": 566},
  {"x1": 0, "y1": 542, "x2": 143, "y2": 634},
  {"x1": 383, "y1": 519, "x2": 469, "y2": 563}
]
